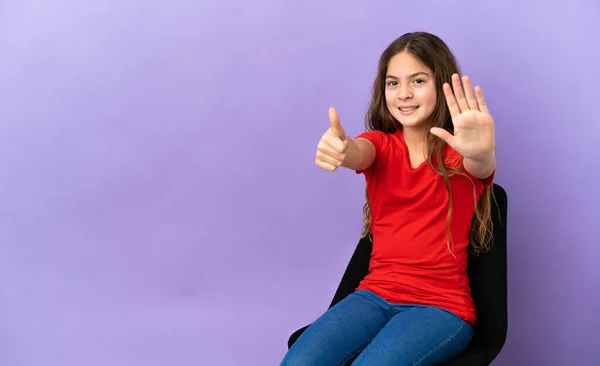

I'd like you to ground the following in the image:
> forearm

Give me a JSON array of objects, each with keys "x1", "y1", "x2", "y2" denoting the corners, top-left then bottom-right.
[
  {"x1": 464, "y1": 150, "x2": 496, "y2": 179},
  {"x1": 342, "y1": 138, "x2": 375, "y2": 171}
]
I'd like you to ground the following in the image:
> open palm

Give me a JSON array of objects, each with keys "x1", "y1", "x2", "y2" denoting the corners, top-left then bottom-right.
[{"x1": 430, "y1": 74, "x2": 495, "y2": 159}]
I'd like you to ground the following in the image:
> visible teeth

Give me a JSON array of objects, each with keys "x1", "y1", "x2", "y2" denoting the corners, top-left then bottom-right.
[{"x1": 400, "y1": 107, "x2": 417, "y2": 111}]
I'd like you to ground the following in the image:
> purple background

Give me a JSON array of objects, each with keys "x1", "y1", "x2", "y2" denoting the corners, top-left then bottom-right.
[{"x1": 1, "y1": 0, "x2": 599, "y2": 365}]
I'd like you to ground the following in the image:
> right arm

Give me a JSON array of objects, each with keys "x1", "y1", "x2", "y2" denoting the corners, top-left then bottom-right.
[{"x1": 341, "y1": 137, "x2": 376, "y2": 171}]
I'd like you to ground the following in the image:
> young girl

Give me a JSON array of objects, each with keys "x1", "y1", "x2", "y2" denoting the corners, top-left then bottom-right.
[{"x1": 281, "y1": 32, "x2": 496, "y2": 365}]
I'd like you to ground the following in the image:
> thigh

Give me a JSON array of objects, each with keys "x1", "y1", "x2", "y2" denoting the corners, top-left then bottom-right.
[
  {"x1": 352, "y1": 305, "x2": 473, "y2": 366},
  {"x1": 281, "y1": 291, "x2": 389, "y2": 366}
]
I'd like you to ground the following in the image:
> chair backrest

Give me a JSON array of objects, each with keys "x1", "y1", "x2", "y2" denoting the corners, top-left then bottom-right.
[
  {"x1": 326, "y1": 184, "x2": 508, "y2": 360},
  {"x1": 463, "y1": 183, "x2": 508, "y2": 352}
]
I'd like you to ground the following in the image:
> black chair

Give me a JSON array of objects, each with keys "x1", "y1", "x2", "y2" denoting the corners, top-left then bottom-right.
[{"x1": 288, "y1": 183, "x2": 508, "y2": 365}]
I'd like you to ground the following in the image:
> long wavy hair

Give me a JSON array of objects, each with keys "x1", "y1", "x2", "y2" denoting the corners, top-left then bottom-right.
[{"x1": 360, "y1": 32, "x2": 493, "y2": 255}]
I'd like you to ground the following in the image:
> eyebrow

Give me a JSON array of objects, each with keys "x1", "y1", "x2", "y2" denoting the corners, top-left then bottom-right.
[{"x1": 385, "y1": 72, "x2": 430, "y2": 79}]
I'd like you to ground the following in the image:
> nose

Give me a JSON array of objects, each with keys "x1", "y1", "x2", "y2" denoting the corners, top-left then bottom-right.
[{"x1": 397, "y1": 84, "x2": 413, "y2": 100}]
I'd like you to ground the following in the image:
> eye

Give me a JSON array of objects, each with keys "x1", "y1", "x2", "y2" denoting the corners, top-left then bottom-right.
[
  {"x1": 413, "y1": 79, "x2": 425, "y2": 84},
  {"x1": 386, "y1": 80, "x2": 398, "y2": 87}
]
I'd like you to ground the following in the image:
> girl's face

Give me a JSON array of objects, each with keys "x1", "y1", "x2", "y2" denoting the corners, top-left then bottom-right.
[{"x1": 384, "y1": 51, "x2": 438, "y2": 130}]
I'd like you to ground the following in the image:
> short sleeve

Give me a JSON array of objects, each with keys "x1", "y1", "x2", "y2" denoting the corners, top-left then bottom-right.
[{"x1": 354, "y1": 130, "x2": 388, "y2": 178}]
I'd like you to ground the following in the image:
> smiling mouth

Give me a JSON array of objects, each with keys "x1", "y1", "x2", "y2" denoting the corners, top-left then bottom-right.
[{"x1": 399, "y1": 106, "x2": 419, "y2": 112}]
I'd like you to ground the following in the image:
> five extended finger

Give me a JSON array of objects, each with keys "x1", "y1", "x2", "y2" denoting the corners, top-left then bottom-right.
[
  {"x1": 451, "y1": 74, "x2": 469, "y2": 112},
  {"x1": 475, "y1": 86, "x2": 489, "y2": 114},
  {"x1": 443, "y1": 83, "x2": 461, "y2": 119},
  {"x1": 461, "y1": 76, "x2": 479, "y2": 111}
]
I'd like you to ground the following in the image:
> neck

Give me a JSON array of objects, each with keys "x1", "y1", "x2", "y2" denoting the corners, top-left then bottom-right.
[{"x1": 402, "y1": 126, "x2": 428, "y2": 153}]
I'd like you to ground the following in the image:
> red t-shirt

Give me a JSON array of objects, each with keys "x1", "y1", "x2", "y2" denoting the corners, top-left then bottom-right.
[{"x1": 354, "y1": 129, "x2": 494, "y2": 325}]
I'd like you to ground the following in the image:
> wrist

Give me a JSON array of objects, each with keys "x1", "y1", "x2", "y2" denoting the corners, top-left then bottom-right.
[
  {"x1": 470, "y1": 149, "x2": 495, "y2": 164},
  {"x1": 463, "y1": 149, "x2": 496, "y2": 179}
]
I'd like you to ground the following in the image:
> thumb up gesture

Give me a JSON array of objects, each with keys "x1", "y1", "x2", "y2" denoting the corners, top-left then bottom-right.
[{"x1": 315, "y1": 107, "x2": 349, "y2": 172}]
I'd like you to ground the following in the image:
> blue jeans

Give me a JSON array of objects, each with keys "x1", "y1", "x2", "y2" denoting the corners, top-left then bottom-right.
[{"x1": 281, "y1": 290, "x2": 473, "y2": 366}]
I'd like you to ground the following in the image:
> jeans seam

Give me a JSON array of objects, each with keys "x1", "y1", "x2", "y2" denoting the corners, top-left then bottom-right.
[
  {"x1": 353, "y1": 290, "x2": 393, "y2": 318},
  {"x1": 413, "y1": 322, "x2": 467, "y2": 366},
  {"x1": 342, "y1": 291, "x2": 391, "y2": 364}
]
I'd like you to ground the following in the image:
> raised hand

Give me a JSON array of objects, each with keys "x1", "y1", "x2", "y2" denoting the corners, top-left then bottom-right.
[
  {"x1": 315, "y1": 107, "x2": 349, "y2": 171},
  {"x1": 430, "y1": 74, "x2": 495, "y2": 160}
]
